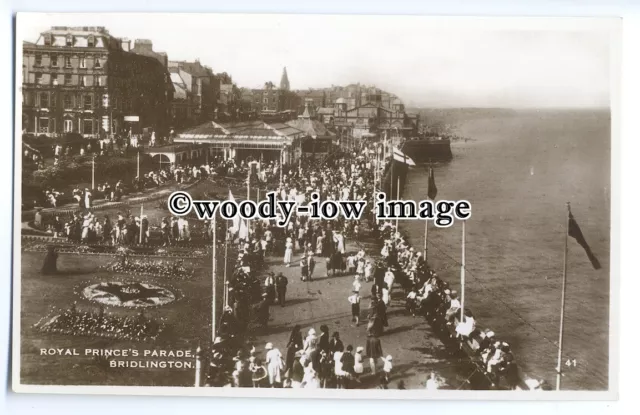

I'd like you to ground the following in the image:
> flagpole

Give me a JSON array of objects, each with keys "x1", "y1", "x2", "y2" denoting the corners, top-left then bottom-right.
[
  {"x1": 92, "y1": 155, "x2": 95, "y2": 190},
  {"x1": 423, "y1": 217, "x2": 428, "y2": 260},
  {"x1": 223, "y1": 219, "x2": 229, "y2": 309},
  {"x1": 211, "y1": 214, "x2": 217, "y2": 343},
  {"x1": 556, "y1": 202, "x2": 570, "y2": 391},
  {"x1": 460, "y1": 220, "x2": 466, "y2": 323},
  {"x1": 139, "y1": 204, "x2": 143, "y2": 245},
  {"x1": 247, "y1": 165, "x2": 251, "y2": 238}
]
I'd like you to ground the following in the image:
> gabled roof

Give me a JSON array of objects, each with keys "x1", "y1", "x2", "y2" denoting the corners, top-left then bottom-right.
[
  {"x1": 286, "y1": 118, "x2": 335, "y2": 139},
  {"x1": 176, "y1": 120, "x2": 304, "y2": 142}
]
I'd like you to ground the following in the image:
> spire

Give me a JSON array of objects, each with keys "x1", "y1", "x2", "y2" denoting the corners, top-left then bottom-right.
[{"x1": 280, "y1": 67, "x2": 290, "y2": 91}]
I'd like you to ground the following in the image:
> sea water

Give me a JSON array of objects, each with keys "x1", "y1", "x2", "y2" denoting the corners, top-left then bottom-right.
[{"x1": 403, "y1": 109, "x2": 611, "y2": 390}]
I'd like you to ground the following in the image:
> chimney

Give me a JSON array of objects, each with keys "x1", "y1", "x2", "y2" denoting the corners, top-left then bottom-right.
[
  {"x1": 121, "y1": 38, "x2": 131, "y2": 52},
  {"x1": 134, "y1": 39, "x2": 153, "y2": 51}
]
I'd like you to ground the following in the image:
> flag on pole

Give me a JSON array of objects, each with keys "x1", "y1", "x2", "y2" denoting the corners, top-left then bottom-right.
[
  {"x1": 228, "y1": 190, "x2": 240, "y2": 234},
  {"x1": 568, "y1": 212, "x2": 601, "y2": 270},
  {"x1": 427, "y1": 166, "x2": 437, "y2": 200},
  {"x1": 392, "y1": 147, "x2": 416, "y2": 166},
  {"x1": 239, "y1": 219, "x2": 249, "y2": 241}
]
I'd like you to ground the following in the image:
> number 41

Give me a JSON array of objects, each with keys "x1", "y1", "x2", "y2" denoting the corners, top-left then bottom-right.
[{"x1": 565, "y1": 359, "x2": 577, "y2": 367}]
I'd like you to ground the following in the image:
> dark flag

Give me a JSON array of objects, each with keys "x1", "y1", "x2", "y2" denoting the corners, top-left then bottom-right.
[
  {"x1": 427, "y1": 167, "x2": 438, "y2": 200},
  {"x1": 568, "y1": 212, "x2": 601, "y2": 270}
]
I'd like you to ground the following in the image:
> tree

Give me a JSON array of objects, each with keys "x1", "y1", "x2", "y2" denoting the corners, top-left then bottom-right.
[
  {"x1": 218, "y1": 72, "x2": 232, "y2": 84},
  {"x1": 264, "y1": 81, "x2": 275, "y2": 90}
]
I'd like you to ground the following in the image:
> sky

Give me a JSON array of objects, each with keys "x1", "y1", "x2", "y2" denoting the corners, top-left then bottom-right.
[{"x1": 17, "y1": 14, "x2": 617, "y2": 108}]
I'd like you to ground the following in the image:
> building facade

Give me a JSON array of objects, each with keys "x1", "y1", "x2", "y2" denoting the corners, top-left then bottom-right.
[
  {"x1": 175, "y1": 120, "x2": 305, "y2": 163},
  {"x1": 22, "y1": 26, "x2": 173, "y2": 138},
  {"x1": 168, "y1": 60, "x2": 220, "y2": 129}
]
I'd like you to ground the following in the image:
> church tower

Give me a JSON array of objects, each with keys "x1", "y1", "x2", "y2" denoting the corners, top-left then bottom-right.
[{"x1": 280, "y1": 67, "x2": 290, "y2": 91}]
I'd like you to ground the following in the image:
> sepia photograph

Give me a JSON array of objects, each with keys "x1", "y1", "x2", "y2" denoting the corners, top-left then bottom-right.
[{"x1": 12, "y1": 13, "x2": 618, "y2": 397}]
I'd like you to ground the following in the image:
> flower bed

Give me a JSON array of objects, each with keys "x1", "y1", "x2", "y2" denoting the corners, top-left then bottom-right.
[
  {"x1": 22, "y1": 241, "x2": 209, "y2": 258},
  {"x1": 34, "y1": 305, "x2": 164, "y2": 342},
  {"x1": 82, "y1": 281, "x2": 176, "y2": 308},
  {"x1": 101, "y1": 256, "x2": 196, "y2": 280}
]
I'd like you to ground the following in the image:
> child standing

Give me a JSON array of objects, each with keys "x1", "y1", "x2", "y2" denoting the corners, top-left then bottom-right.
[
  {"x1": 349, "y1": 291, "x2": 361, "y2": 326},
  {"x1": 379, "y1": 355, "x2": 393, "y2": 389}
]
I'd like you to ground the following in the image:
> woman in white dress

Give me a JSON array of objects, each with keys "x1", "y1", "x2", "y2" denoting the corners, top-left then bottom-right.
[
  {"x1": 302, "y1": 361, "x2": 320, "y2": 389},
  {"x1": 284, "y1": 237, "x2": 293, "y2": 267},
  {"x1": 354, "y1": 347, "x2": 364, "y2": 379},
  {"x1": 455, "y1": 310, "x2": 476, "y2": 339},
  {"x1": 264, "y1": 342, "x2": 284, "y2": 387}
]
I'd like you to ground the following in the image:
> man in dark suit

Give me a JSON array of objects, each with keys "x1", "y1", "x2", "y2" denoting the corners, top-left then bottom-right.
[{"x1": 275, "y1": 272, "x2": 288, "y2": 307}]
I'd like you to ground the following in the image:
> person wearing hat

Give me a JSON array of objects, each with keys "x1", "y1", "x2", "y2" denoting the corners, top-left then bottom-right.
[
  {"x1": 366, "y1": 334, "x2": 384, "y2": 375},
  {"x1": 425, "y1": 372, "x2": 439, "y2": 390},
  {"x1": 41, "y1": 245, "x2": 58, "y2": 275},
  {"x1": 140, "y1": 215, "x2": 149, "y2": 244},
  {"x1": 284, "y1": 237, "x2": 293, "y2": 267},
  {"x1": 303, "y1": 328, "x2": 318, "y2": 356},
  {"x1": 307, "y1": 252, "x2": 316, "y2": 280},
  {"x1": 348, "y1": 290, "x2": 361, "y2": 326},
  {"x1": 265, "y1": 342, "x2": 284, "y2": 388},
  {"x1": 289, "y1": 350, "x2": 305, "y2": 388},
  {"x1": 300, "y1": 256, "x2": 309, "y2": 282},
  {"x1": 264, "y1": 272, "x2": 276, "y2": 304},
  {"x1": 379, "y1": 355, "x2": 393, "y2": 389},
  {"x1": 329, "y1": 331, "x2": 344, "y2": 355},
  {"x1": 256, "y1": 293, "x2": 270, "y2": 329},
  {"x1": 275, "y1": 272, "x2": 288, "y2": 307},
  {"x1": 353, "y1": 346, "x2": 365, "y2": 378},
  {"x1": 477, "y1": 330, "x2": 495, "y2": 356},
  {"x1": 339, "y1": 345, "x2": 356, "y2": 389},
  {"x1": 445, "y1": 290, "x2": 461, "y2": 323}
]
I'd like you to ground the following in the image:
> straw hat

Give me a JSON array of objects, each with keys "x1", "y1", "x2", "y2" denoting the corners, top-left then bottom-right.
[
  {"x1": 265, "y1": 342, "x2": 274, "y2": 350},
  {"x1": 356, "y1": 346, "x2": 364, "y2": 353},
  {"x1": 308, "y1": 328, "x2": 316, "y2": 336}
]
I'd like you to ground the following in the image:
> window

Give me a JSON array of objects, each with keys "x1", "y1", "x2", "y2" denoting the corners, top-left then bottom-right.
[
  {"x1": 263, "y1": 98, "x2": 268, "y2": 104},
  {"x1": 35, "y1": 73, "x2": 43, "y2": 85},
  {"x1": 40, "y1": 92, "x2": 49, "y2": 108},
  {"x1": 83, "y1": 120, "x2": 93, "y2": 134},
  {"x1": 65, "y1": 56, "x2": 72, "y2": 68},
  {"x1": 263, "y1": 106, "x2": 268, "y2": 111},
  {"x1": 35, "y1": 53, "x2": 42, "y2": 66},
  {"x1": 64, "y1": 74, "x2": 72, "y2": 85},
  {"x1": 64, "y1": 119, "x2": 73, "y2": 133},
  {"x1": 80, "y1": 57, "x2": 86, "y2": 68},
  {"x1": 51, "y1": 73, "x2": 58, "y2": 86},
  {"x1": 84, "y1": 94, "x2": 93, "y2": 110},
  {"x1": 38, "y1": 118, "x2": 49, "y2": 133},
  {"x1": 51, "y1": 54, "x2": 58, "y2": 67},
  {"x1": 94, "y1": 58, "x2": 101, "y2": 68},
  {"x1": 44, "y1": 34, "x2": 52, "y2": 46},
  {"x1": 66, "y1": 35, "x2": 73, "y2": 47},
  {"x1": 87, "y1": 36, "x2": 95, "y2": 48},
  {"x1": 63, "y1": 94, "x2": 72, "y2": 109},
  {"x1": 80, "y1": 76, "x2": 85, "y2": 87},
  {"x1": 51, "y1": 92, "x2": 56, "y2": 108},
  {"x1": 97, "y1": 76, "x2": 103, "y2": 86}
]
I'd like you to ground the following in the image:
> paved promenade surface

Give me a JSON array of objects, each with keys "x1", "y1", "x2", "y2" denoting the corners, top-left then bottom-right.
[{"x1": 250, "y1": 234, "x2": 472, "y2": 390}]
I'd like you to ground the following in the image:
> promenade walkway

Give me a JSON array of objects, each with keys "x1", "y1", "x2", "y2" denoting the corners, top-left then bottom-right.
[{"x1": 251, "y1": 234, "x2": 473, "y2": 390}]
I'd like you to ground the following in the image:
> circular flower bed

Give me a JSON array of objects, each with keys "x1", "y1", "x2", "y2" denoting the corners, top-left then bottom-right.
[{"x1": 82, "y1": 281, "x2": 176, "y2": 308}]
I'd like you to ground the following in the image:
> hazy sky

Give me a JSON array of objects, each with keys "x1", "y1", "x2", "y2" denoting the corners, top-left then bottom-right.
[{"x1": 18, "y1": 14, "x2": 616, "y2": 108}]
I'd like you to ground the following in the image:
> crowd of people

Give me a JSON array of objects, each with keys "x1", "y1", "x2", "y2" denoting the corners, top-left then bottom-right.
[
  {"x1": 198, "y1": 140, "x2": 544, "y2": 390},
  {"x1": 31, "y1": 132, "x2": 544, "y2": 390}
]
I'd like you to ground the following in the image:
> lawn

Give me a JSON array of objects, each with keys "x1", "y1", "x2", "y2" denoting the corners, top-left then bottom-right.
[{"x1": 19, "y1": 247, "x2": 232, "y2": 386}]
